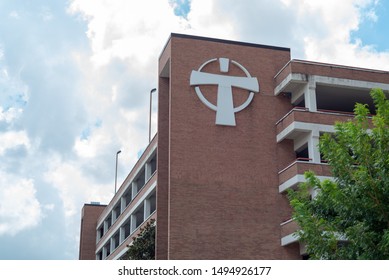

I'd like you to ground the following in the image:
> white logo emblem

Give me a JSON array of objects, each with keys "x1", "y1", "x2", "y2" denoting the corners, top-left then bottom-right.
[{"x1": 190, "y1": 58, "x2": 259, "y2": 126}]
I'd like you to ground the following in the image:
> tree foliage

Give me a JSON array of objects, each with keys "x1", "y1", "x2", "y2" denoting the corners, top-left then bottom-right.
[
  {"x1": 122, "y1": 219, "x2": 155, "y2": 260},
  {"x1": 288, "y1": 88, "x2": 389, "y2": 259}
]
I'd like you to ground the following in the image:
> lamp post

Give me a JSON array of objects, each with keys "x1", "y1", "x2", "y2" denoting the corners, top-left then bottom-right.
[
  {"x1": 114, "y1": 150, "x2": 121, "y2": 194},
  {"x1": 149, "y1": 88, "x2": 157, "y2": 143}
]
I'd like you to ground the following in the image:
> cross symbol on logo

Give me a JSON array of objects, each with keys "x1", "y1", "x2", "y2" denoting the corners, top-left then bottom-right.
[{"x1": 190, "y1": 58, "x2": 259, "y2": 126}]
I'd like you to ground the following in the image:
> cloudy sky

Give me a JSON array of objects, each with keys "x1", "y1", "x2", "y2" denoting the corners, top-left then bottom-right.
[{"x1": 0, "y1": 0, "x2": 389, "y2": 260}]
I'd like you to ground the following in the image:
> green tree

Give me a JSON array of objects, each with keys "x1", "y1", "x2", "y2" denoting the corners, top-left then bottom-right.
[
  {"x1": 122, "y1": 219, "x2": 155, "y2": 260},
  {"x1": 288, "y1": 88, "x2": 389, "y2": 259}
]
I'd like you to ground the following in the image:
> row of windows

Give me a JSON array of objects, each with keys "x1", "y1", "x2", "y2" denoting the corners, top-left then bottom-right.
[
  {"x1": 97, "y1": 152, "x2": 157, "y2": 242},
  {"x1": 96, "y1": 191, "x2": 156, "y2": 260}
]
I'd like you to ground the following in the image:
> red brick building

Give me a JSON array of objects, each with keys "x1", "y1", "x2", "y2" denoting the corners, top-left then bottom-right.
[
  {"x1": 79, "y1": 203, "x2": 106, "y2": 260},
  {"x1": 79, "y1": 33, "x2": 389, "y2": 260}
]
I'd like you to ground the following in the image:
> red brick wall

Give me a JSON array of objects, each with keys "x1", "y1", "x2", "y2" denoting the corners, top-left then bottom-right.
[
  {"x1": 156, "y1": 76, "x2": 170, "y2": 260},
  {"x1": 156, "y1": 37, "x2": 171, "y2": 259},
  {"x1": 79, "y1": 204, "x2": 106, "y2": 260},
  {"x1": 157, "y1": 34, "x2": 300, "y2": 259}
]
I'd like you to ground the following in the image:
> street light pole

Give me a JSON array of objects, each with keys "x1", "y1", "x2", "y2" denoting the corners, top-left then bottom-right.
[
  {"x1": 149, "y1": 88, "x2": 156, "y2": 143},
  {"x1": 114, "y1": 150, "x2": 121, "y2": 194}
]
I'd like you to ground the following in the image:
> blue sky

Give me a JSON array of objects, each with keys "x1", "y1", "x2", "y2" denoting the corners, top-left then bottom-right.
[
  {"x1": 1, "y1": 0, "x2": 389, "y2": 260},
  {"x1": 351, "y1": 0, "x2": 389, "y2": 52}
]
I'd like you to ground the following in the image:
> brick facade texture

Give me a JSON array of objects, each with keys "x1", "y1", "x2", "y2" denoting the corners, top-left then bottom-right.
[
  {"x1": 157, "y1": 34, "x2": 300, "y2": 259},
  {"x1": 79, "y1": 204, "x2": 106, "y2": 260}
]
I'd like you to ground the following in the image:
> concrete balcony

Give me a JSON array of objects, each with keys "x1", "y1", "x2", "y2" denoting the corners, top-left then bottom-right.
[
  {"x1": 278, "y1": 159, "x2": 332, "y2": 193},
  {"x1": 276, "y1": 108, "x2": 354, "y2": 143},
  {"x1": 96, "y1": 173, "x2": 157, "y2": 253},
  {"x1": 274, "y1": 60, "x2": 389, "y2": 108},
  {"x1": 280, "y1": 219, "x2": 299, "y2": 246},
  {"x1": 107, "y1": 212, "x2": 156, "y2": 260}
]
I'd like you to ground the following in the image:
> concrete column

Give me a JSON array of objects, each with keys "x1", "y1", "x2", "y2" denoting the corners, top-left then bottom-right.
[
  {"x1": 111, "y1": 210, "x2": 116, "y2": 224},
  {"x1": 145, "y1": 162, "x2": 151, "y2": 181},
  {"x1": 144, "y1": 198, "x2": 151, "y2": 219},
  {"x1": 304, "y1": 79, "x2": 317, "y2": 112},
  {"x1": 130, "y1": 214, "x2": 137, "y2": 233},
  {"x1": 96, "y1": 229, "x2": 100, "y2": 242},
  {"x1": 119, "y1": 226, "x2": 125, "y2": 243},
  {"x1": 308, "y1": 131, "x2": 321, "y2": 163},
  {"x1": 102, "y1": 246, "x2": 107, "y2": 259},
  {"x1": 131, "y1": 182, "x2": 138, "y2": 200},
  {"x1": 110, "y1": 237, "x2": 115, "y2": 254},
  {"x1": 120, "y1": 197, "x2": 126, "y2": 213},
  {"x1": 103, "y1": 220, "x2": 108, "y2": 234}
]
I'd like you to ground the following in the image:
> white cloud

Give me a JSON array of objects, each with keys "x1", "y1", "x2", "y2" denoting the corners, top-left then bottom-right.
[
  {"x1": 40, "y1": 6, "x2": 54, "y2": 22},
  {"x1": 304, "y1": 36, "x2": 389, "y2": 70},
  {"x1": 292, "y1": 0, "x2": 389, "y2": 69},
  {"x1": 0, "y1": 130, "x2": 30, "y2": 156},
  {"x1": 0, "y1": 58, "x2": 29, "y2": 120},
  {"x1": 48, "y1": 99, "x2": 151, "y2": 220},
  {"x1": 0, "y1": 172, "x2": 42, "y2": 236},
  {"x1": 44, "y1": 155, "x2": 113, "y2": 218},
  {"x1": 8, "y1": 11, "x2": 20, "y2": 19},
  {"x1": 186, "y1": 0, "x2": 238, "y2": 39},
  {"x1": 187, "y1": 0, "x2": 389, "y2": 70},
  {"x1": 366, "y1": 8, "x2": 378, "y2": 22},
  {"x1": 0, "y1": 107, "x2": 23, "y2": 123},
  {"x1": 68, "y1": 0, "x2": 188, "y2": 68},
  {"x1": 275, "y1": 0, "x2": 389, "y2": 69}
]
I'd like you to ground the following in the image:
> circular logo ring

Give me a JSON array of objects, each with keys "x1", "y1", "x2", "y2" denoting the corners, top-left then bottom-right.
[{"x1": 194, "y1": 58, "x2": 256, "y2": 113}]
